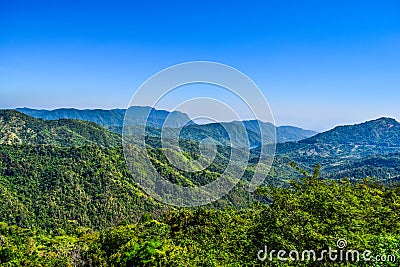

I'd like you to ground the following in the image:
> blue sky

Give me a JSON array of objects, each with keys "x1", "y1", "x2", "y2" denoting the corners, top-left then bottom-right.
[{"x1": 1, "y1": 0, "x2": 399, "y2": 131}]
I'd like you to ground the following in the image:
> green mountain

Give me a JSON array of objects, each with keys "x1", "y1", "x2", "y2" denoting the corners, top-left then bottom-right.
[
  {"x1": 1, "y1": 112, "x2": 400, "y2": 266},
  {"x1": 0, "y1": 145, "x2": 161, "y2": 229},
  {"x1": 0, "y1": 110, "x2": 121, "y2": 147},
  {"x1": 301, "y1": 117, "x2": 400, "y2": 146},
  {"x1": 16, "y1": 106, "x2": 194, "y2": 128},
  {"x1": 0, "y1": 143, "x2": 255, "y2": 230},
  {"x1": 271, "y1": 117, "x2": 400, "y2": 181}
]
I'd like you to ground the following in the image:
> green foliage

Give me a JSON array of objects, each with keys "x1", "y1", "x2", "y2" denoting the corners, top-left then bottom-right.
[
  {"x1": 0, "y1": 110, "x2": 121, "y2": 147},
  {"x1": 1, "y1": 178, "x2": 399, "y2": 266},
  {"x1": 0, "y1": 144, "x2": 161, "y2": 229},
  {"x1": 1, "y1": 110, "x2": 400, "y2": 266}
]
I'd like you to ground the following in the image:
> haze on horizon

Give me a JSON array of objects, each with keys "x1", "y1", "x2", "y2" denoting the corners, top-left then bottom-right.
[{"x1": 1, "y1": 0, "x2": 399, "y2": 132}]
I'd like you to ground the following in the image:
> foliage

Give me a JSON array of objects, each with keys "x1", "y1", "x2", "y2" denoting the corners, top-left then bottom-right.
[
  {"x1": 0, "y1": 110, "x2": 121, "y2": 147},
  {"x1": 1, "y1": 110, "x2": 400, "y2": 266},
  {"x1": 1, "y1": 178, "x2": 399, "y2": 266}
]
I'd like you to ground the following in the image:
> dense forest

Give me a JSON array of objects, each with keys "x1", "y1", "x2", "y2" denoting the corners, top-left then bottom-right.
[
  {"x1": 1, "y1": 176, "x2": 399, "y2": 266},
  {"x1": 1, "y1": 110, "x2": 400, "y2": 266}
]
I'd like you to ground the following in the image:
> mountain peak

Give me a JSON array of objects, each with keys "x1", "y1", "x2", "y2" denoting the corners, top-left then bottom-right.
[
  {"x1": 0, "y1": 109, "x2": 35, "y2": 121},
  {"x1": 369, "y1": 117, "x2": 398, "y2": 124}
]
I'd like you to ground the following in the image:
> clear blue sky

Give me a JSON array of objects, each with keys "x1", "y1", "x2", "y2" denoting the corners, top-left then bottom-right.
[{"x1": 1, "y1": 0, "x2": 399, "y2": 131}]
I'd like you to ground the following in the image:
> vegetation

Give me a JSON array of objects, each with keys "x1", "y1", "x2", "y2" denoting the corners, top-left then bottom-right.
[
  {"x1": 0, "y1": 110, "x2": 120, "y2": 147},
  {"x1": 1, "y1": 110, "x2": 400, "y2": 266},
  {"x1": 0, "y1": 142, "x2": 261, "y2": 230},
  {"x1": 301, "y1": 117, "x2": 400, "y2": 146},
  {"x1": 1, "y1": 176, "x2": 399, "y2": 266}
]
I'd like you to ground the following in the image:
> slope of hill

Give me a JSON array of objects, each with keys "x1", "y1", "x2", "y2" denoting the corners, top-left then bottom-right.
[
  {"x1": 0, "y1": 145, "x2": 161, "y2": 229},
  {"x1": 270, "y1": 117, "x2": 400, "y2": 181},
  {"x1": 0, "y1": 110, "x2": 121, "y2": 147},
  {"x1": 0, "y1": 142, "x2": 262, "y2": 229},
  {"x1": 278, "y1": 117, "x2": 400, "y2": 158},
  {"x1": 300, "y1": 117, "x2": 400, "y2": 146},
  {"x1": 322, "y1": 152, "x2": 400, "y2": 181},
  {"x1": 17, "y1": 106, "x2": 194, "y2": 128}
]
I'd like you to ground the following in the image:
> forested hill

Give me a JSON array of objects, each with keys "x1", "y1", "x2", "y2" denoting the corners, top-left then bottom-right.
[
  {"x1": 0, "y1": 145, "x2": 162, "y2": 229},
  {"x1": 300, "y1": 117, "x2": 400, "y2": 146},
  {"x1": 0, "y1": 110, "x2": 121, "y2": 147},
  {"x1": 272, "y1": 117, "x2": 400, "y2": 181}
]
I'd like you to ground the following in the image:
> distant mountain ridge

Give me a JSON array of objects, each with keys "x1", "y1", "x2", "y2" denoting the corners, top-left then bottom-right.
[
  {"x1": 16, "y1": 107, "x2": 317, "y2": 144},
  {"x1": 172, "y1": 120, "x2": 316, "y2": 146},
  {"x1": 16, "y1": 106, "x2": 194, "y2": 128}
]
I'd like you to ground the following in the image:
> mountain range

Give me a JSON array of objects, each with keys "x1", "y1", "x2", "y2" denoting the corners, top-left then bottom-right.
[
  {"x1": 16, "y1": 106, "x2": 194, "y2": 128},
  {"x1": 3, "y1": 109, "x2": 400, "y2": 183},
  {"x1": 16, "y1": 107, "x2": 317, "y2": 144}
]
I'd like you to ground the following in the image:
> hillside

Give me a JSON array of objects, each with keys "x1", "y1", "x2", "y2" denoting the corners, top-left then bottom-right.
[
  {"x1": 0, "y1": 145, "x2": 164, "y2": 229},
  {"x1": 300, "y1": 117, "x2": 400, "y2": 146},
  {"x1": 0, "y1": 142, "x2": 263, "y2": 229},
  {"x1": 0, "y1": 110, "x2": 121, "y2": 147},
  {"x1": 271, "y1": 117, "x2": 400, "y2": 181},
  {"x1": 322, "y1": 152, "x2": 400, "y2": 181},
  {"x1": 1, "y1": 174, "x2": 399, "y2": 266}
]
